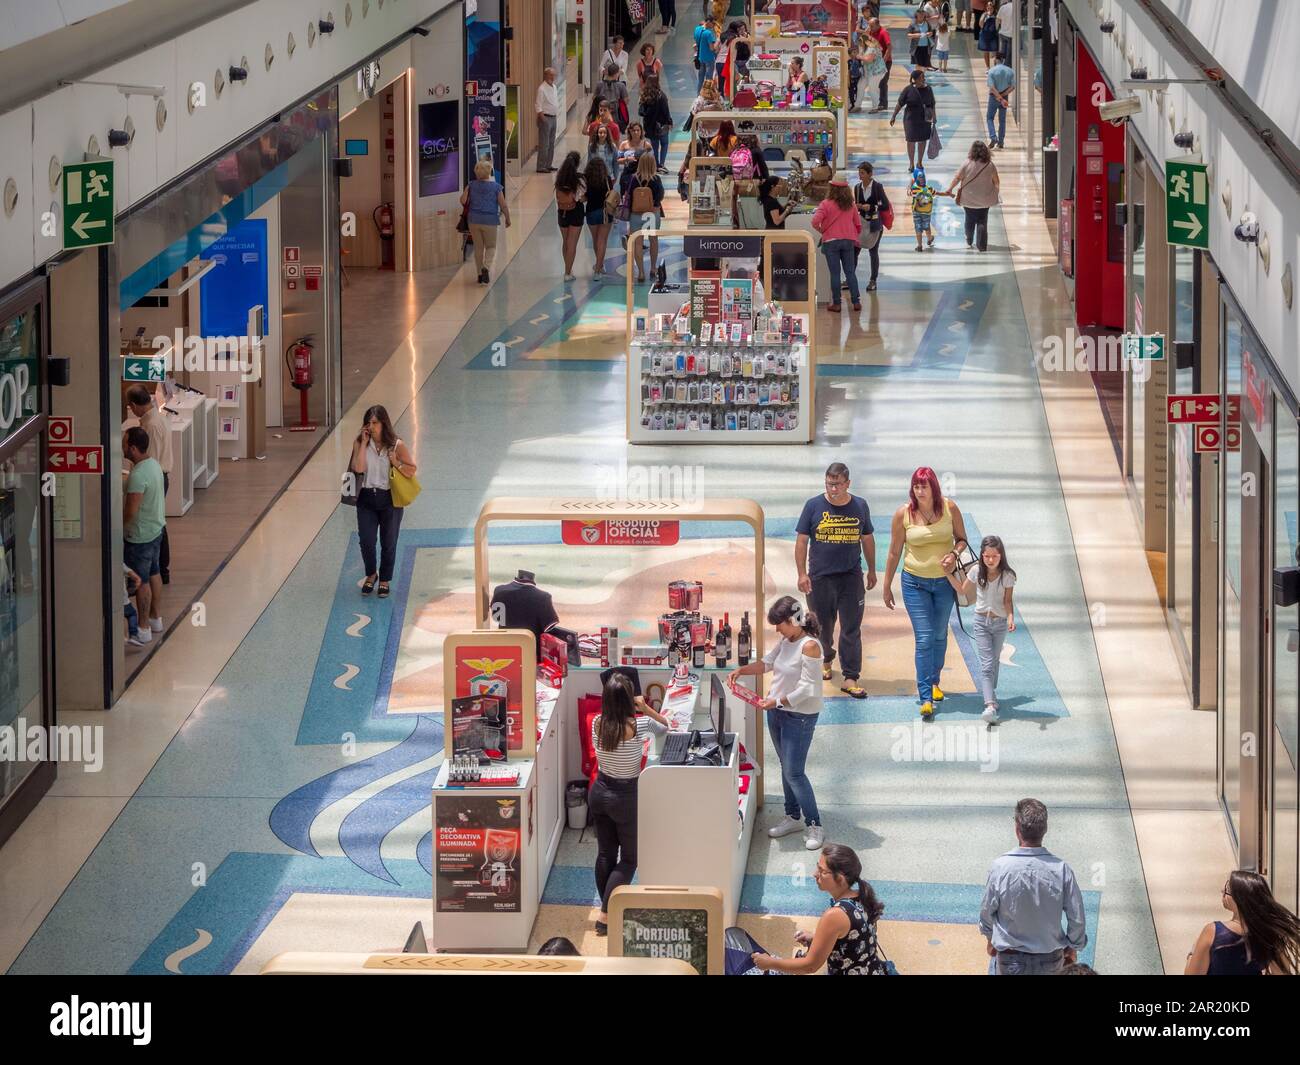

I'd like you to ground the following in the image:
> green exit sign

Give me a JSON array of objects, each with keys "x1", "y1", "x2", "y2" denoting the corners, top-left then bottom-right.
[
  {"x1": 62, "y1": 159, "x2": 115, "y2": 250},
  {"x1": 123, "y1": 356, "x2": 166, "y2": 382},
  {"x1": 1123, "y1": 333, "x2": 1166, "y2": 360},
  {"x1": 1165, "y1": 159, "x2": 1209, "y2": 250}
]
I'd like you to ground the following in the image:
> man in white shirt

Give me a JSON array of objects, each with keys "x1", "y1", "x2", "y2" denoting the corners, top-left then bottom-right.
[
  {"x1": 996, "y1": 0, "x2": 1014, "y2": 58},
  {"x1": 535, "y1": 68, "x2": 559, "y2": 173},
  {"x1": 600, "y1": 35, "x2": 629, "y2": 82},
  {"x1": 126, "y1": 384, "x2": 174, "y2": 584}
]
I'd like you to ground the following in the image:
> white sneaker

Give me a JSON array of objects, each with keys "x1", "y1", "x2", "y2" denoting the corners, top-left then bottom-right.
[
  {"x1": 768, "y1": 815, "x2": 804, "y2": 839},
  {"x1": 563, "y1": 272, "x2": 576, "y2": 282},
  {"x1": 130, "y1": 628, "x2": 152, "y2": 645},
  {"x1": 127, "y1": 633, "x2": 149, "y2": 649},
  {"x1": 149, "y1": 617, "x2": 164, "y2": 633},
  {"x1": 982, "y1": 705, "x2": 1001, "y2": 724},
  {"x1": 804, "y1": 824, "x2": 826, "y2": 850}
]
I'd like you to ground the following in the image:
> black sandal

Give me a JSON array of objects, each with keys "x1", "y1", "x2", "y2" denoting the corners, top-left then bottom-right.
[
  {"x1": 361, "y1": 576, "x2": 376, "y2": 595},
  {"x1": 377, "y1": 582, "x2": 391, "y2": 598}
]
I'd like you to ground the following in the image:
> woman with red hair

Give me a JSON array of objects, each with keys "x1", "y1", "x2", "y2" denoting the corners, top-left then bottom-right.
[{"x1": 881, "y1": 468, "x2": 970, "y2": 719}]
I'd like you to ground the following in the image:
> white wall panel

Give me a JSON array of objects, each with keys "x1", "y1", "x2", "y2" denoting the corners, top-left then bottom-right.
[{"x1": 0, "y1": 0, "x2": 457, "y2": 293}]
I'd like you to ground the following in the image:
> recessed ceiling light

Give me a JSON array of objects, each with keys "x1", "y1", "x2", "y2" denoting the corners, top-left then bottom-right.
[
  {"x1": 156, "y1": 98, "x2": 167, "y2": 131},
  {"x1": 49, "y1": 156, "x2": 62, "y2": 191},
  {"x1": 3, "y1": 178, "x2": 17, "y2": 218}
]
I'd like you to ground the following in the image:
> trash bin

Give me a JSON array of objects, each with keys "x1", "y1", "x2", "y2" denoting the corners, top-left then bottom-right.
[{"x1": 566, "y1": 780, "x2": 589, "y2": 830}]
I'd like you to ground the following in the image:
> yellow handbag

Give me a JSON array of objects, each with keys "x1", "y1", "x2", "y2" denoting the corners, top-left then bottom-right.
[{"x1": 388, "y1": 451, "x2": 421, "y2": 507}]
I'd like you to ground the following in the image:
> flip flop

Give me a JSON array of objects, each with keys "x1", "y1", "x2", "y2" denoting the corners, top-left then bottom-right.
[
  {"x1": 822, "y1": 665, "x2": 833, "y2": 681},
  {"x1": 841, "y1": 684, "x2": 868, "y2": 700}
]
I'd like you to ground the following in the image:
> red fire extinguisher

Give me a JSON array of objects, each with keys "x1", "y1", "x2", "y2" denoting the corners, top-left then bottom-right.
[
  {"x1": 374, "y1": 202, "x2": 395, "y2": 270},
  {"x1": 285, "y1": 336, "x2": 318, "y2": 432}
]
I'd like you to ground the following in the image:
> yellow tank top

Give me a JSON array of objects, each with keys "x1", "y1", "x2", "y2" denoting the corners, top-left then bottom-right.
[{"x1": 902, "y1": 499, "x2": 954, "y2": 578}]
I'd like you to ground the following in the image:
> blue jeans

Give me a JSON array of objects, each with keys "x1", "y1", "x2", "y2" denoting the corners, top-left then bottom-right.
[
  {"x1": 650, "y1": 133, "x2": 669, "y2": 168},
  {"x1": 901, "y1": 571, "x2": 955, "y2": 702},
  {"x1": 986, "y1": 94, "x2": 1007, "y2": 146},
  {"x1": 766, "y1": 709, "x2": 820, "y2": 825},
  {"x1": 822, "y1": 239, "x2": 859, "y2": 305},
  {"x1": 697, "y1": 59, "x2": 712, "y2": 91}
]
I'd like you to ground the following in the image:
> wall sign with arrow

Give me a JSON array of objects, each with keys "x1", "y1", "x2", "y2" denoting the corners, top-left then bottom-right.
[
  {"x1": 1165, "y1": 159, "x2": 1209, "y2": 250},
  {"x1": 61, "y1": 159, "x2": 115, "y2": 250}
]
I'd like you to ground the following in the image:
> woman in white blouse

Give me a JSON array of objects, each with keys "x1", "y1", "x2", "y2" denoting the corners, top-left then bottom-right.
[
  {"x1": 348, "y1": 404, "x2": 417, "y2": 598},
  {"x1": 730, "y1": 596, "x2": 826, "y2": 850}
]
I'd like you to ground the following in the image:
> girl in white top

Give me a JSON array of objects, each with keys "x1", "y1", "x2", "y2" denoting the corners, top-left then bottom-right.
[
  {"x1": 730, "y1": 596, "x2": 826, "y2": 850},
  {"x1": 944, "y1": 535, "x2": 1016, "y2": 724}
]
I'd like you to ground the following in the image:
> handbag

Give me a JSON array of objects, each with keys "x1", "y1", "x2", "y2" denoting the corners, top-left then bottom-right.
[
  {"x1": 340, "y1": 465, "x2": 359, "y2": 507},
  {"x1": 604, "y1": 185, "x2": 622, "y2": 215},
  {"x1": 455, "y1": 205, "x2": 470, "y2": 234},
  {"x1": 388, "y1": 453, "x2": 421, "y2": 508}
]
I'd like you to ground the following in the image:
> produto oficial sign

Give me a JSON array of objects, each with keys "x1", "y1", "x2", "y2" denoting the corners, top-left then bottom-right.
[{"x1": 560, "y1": 520, "x2": 680, "y2": 546}]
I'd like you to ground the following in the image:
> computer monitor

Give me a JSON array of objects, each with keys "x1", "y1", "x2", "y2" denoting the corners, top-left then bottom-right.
[{"x1": 709, "y1": 673, "x2": 729, "y2": 751}]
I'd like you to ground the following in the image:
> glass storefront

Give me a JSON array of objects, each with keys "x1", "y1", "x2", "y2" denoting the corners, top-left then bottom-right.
[
  {"x1": 1127, "y1": 152, "x2": 1148, "y2": 499},
  {"x1": 1168, "y1": 246, "x2": 1196, "y2": 658},
  {"x1": 1273, "y1": 414, "x2": 1299, "y2": 911},
  {"x1": 0, "y1": 285, "x2": 53, "y2": 839},
  {"x1": 1220, "y1": 304, "x2": 1245, "y2": 845}
]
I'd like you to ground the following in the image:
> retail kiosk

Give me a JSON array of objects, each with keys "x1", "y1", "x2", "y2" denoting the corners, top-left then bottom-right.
[
  {"x1": 690, "y1": 108, "x2": 844, "y2": 172},
  {"x1": 429, "y1": 498, "x2": 772, "y2": 950},
  {"x1": 625, "y1": 228, "x2": 816, "y2": 444}
]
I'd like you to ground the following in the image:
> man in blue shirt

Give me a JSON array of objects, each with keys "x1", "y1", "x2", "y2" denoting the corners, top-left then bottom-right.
[
  {"x1": 986, "y1": 52, "x2": 1015, "y2": 149},
  {"x1": 693, "y1": 17, "x2": 719, "y2": 92},
  {"x1": 979, "y1": 798, "x2": 1088, "y2": 974},
  {"x1": 795, "y1": 462, "x2": 877, "y2": 699}
]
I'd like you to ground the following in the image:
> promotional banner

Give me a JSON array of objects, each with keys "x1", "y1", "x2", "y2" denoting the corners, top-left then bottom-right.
[
  {"x1": 199, "y1": 219, "x2": 268, "y2": 337},
  {"x1": 689, "y1": 276, "x2": 722, "y2": 335},
  {"x1": 722, "y1": 278, "x2": 754, "y2": 321},
  {"x1": 769, "y1": 241, "x2": 810, "y2": 302},
  {"x1": 768, "y1": 1, "x2": 851, "y2": 35},
  {"x1": 620, "y1": 907, "x2": 710, "y2": 975},
  {"x1": 465, "y1": 0, "x2": 506, "y2": 184},
  {"x1": 435, "y1": 796, "x2": 522, "y2": 913},
  {"x1": 453, "y1": 645, "x2": 524, "y2": 750},
  {"x1": 418, "y1": 101, "x2": 460, "y2": 196}
]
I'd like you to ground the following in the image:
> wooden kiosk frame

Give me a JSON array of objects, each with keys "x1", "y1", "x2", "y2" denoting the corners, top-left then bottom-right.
[{"x1": 625, "y1": 227, "x2": 817, "y2": 444}]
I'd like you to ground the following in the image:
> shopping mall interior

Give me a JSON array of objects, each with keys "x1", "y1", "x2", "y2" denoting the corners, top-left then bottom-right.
[{"x1": 0, "y1": 0, "x2": 1298, "y2": 995}]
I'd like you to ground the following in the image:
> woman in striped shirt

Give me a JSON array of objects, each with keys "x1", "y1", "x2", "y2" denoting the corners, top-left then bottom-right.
[{"x1": 590, "y1": 673, "x2": 670, "y2": 936}]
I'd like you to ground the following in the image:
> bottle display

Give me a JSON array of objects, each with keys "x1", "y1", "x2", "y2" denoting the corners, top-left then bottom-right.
[
  {"x1": 738, "y1": 611, "x2": 752, "y2": 666},
  {"x1": 714, "y1": 612, "x2": 731, "y2": 668}
]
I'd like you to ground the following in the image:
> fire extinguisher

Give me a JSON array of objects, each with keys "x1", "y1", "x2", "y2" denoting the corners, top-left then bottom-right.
[
  {"x1": 285, "y1": 336, "x2": 318, "y2": 432},
  {"x1": 374, "y1": 202, "x2": 395, "y2": 270},
  {"x1": 286, "y1": 336, "x2": 314, "y2": 390}
]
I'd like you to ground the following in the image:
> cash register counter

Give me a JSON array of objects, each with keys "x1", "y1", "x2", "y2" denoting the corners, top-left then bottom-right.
[{"x1": 430, "y1": 662, "x2": 760, "y2": 951}]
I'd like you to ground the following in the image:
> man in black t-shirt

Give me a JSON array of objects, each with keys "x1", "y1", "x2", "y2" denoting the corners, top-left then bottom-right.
[
  {"x1": 490, "y1": 571, "x2": 559, "y2": 660},
  {"x1": 795, "y1": 463, "x2": 877, "y2": 698}
]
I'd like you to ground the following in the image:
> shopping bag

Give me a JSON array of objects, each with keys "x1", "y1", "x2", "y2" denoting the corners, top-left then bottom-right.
[
  {"x1": 927, "y1": 126, "x2": 942, "y2": 160},
  {"x1": 340, "y1": 466, "x2": 359, "y2": 506}
]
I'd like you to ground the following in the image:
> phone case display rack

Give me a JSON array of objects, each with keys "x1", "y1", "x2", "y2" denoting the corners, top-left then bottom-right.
[{"x1": 625, "y1": 229, "x2": 817, "y2": 444}]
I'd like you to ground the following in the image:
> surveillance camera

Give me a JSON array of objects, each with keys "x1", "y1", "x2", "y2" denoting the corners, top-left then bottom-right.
[
  {"x1": 107, "y1": 128, "x2": 132, "y2": 148},
  {"x1": 318, "y1": 18, "x2": 335, "y2": 33},
  {"x1": 1234, "y1": 212, "x2": 1259, "y2": 243},
  {"x1": 1130, "y1": 66, "x2": 1147, "y2": 80},
  {"x1": 1173, "y1": 131, "x2": 1194, "y2": 149},
  {"x1": 1098, "y1": 96, "x2": 1142, "y2": 122},
  {"x1": 412, "y1": 25, "x2": 430, "y2": 36},
  {"x1": 1100, "y1": 19, "x2": 1116, "y2": 32},
  {"x1": 228, "y1": 65, "x2": 248, "y2": 81}
]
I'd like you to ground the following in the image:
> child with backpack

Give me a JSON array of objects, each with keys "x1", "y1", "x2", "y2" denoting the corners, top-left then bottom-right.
[
  {"x1": 847, "y1": 45, "x2": 865, "y2": 112},
  {"x1": 908, "y1": 166, "x2": 948, "y2": 251}
]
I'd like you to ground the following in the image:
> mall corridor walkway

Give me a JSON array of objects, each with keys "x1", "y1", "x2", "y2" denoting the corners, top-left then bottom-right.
[{"x1": 2, "y1": 7, "x2": 1213, "y2": 975}]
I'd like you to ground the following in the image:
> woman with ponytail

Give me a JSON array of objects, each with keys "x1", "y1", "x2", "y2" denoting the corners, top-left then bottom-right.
[
  {"x1": 1185, "y1": 870, "x2": 1300, "y2": 974},
  {"x1": 730, "y1": 596, "x2": 826, "y2": 850},
  {"x1": 751, "y1": 844, "x2": 887, "y2": 974}
]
